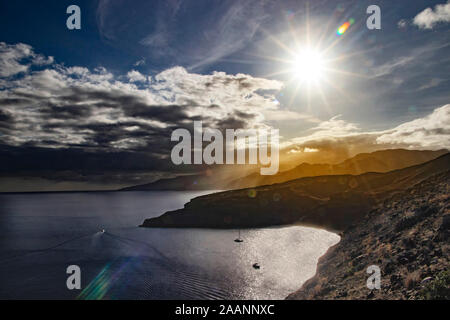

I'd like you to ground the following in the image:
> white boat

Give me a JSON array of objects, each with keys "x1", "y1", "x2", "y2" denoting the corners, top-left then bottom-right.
[{"x1": 234, "y1": 229, "x2": 243, "y2": 243}]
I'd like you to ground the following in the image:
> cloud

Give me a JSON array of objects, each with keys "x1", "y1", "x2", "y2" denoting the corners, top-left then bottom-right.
[
  {"x1": 0, "y1": 42, "x2": 286, "y2": 183},
  {"x1": 418, "y1": 78, "x2": 445, "y2": 91},
  {"x1": 397, "y1": 19, "x2": 408, "y2": 29},
  {"x1": 134, "y1": 58, "x2": 146, "y2": 67},
  {"x1": 262, "y1": 109, "x2": 320, "y2": 123},
  {"x1": 2, "y1": 42, "x2": 447, "y2": 189},
  {"x1": 371, "y1": 56, "x2": 414, "y2": 78},
  {"x1": 0, "y1": 42, "x2": 53, "y2": 77},
  {"x1": 0, "y1": 63, "x2": 283, "y2": 149},
  {"x1": 96, "y1": 0, "x2": 272, "y2": 69},
  {"x1": 127, "y1": 70, "x2": 147, "y2": 82},
  {"x1": 285, "y1": 105, "x2": 450, "y2": 157},
  {"x1": 413, "y1": 1, "x2": 450, "y2": 29},
  {"x1": 376, "y1": 104, "x2": 450, "y2": 149}
]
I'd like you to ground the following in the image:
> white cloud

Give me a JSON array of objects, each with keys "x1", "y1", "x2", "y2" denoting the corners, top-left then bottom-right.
[
  {"x1": 413, "y1": 1, "x2": 450, "y2": 29},
  {"x1": 0, "y1": 43, "x2": 285, "y2": 151},
  {"x1": 397, "y1": 19, "x2": 408, "y2": 28},
  {"x1": 127, "y1": 70, "x2": 147, "y2": 82},
  {"x1": 418, "y1": 78, "x2": 445, "y2": 91},
  {"x1": 134, "y1": 58, "x2": 146, "y2": 67},
  {"x1": 285, "y1": 105, "x2": 450, "y2": 154},
  {"x1": 32, "y1": 54, "x2": 54, "y2": 66},
  {"x1": 371, "y1": 56, "x2": 414, "y2": 78},
  {"x1": 376, "y1": 104, "x2": 450, "y2": 149},
  {"x1": 0, "y1": 43, "x2": 32, "y2": 77},
  {"x1": 151, "y1": 66, "x2": 283, "y2": 119},
  {"x1": 0, "y1": 42, "x2": 55, "y2": 78}
]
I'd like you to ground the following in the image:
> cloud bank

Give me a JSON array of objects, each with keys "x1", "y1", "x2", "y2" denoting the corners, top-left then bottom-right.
[
  {"x1": 0, "y1": 42, "x2": 53, "y2": 77},
  {"x1": 0, "y1": 43, "x2": 284, "y2": 153},
  {"x1": 0, "y1": 42, "x2": 448, "y2": 188},
  {"x1": 0, "y1": 42, "x2": 288, "y2": 185},
  {"x1": 285, "y1": 105, "x2": 450, "y2": 161},
  {"x1": 413, "y1": 1, "x2": 450, "y2": 29}
]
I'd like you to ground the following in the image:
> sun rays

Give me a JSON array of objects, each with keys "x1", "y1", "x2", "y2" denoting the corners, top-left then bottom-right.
[{"x1": 242, "y1": 3, "x2": 378, "y2": 115}]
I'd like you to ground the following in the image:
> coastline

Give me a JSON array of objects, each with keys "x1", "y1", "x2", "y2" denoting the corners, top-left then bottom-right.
[
  {"x1": 138, "y1": 155, "x2": 449, "y2": 299},
  {"x1": 141, "y1": 154, "x2": 450, "y2": 232},
  {"x1": 287, "y1": 171, "x2": 449, "y2": 300}
]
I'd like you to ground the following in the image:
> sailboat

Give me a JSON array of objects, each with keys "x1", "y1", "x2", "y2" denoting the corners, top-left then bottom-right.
[{"x1": 234, "y1": 229, "x2": 243, "y2": 243}]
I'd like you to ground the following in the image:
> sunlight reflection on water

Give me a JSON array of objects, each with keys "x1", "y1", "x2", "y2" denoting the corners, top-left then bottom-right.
[{"x1": 0, "y1": 191, "x2": 339, "y2": 300}]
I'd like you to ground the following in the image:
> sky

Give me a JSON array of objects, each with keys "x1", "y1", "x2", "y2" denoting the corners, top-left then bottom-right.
[{"x1": 0, "y1": 0, "x2": 449, "y2": 191}]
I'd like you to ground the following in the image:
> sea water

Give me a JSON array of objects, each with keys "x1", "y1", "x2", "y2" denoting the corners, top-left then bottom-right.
[{"x1": 0, "y1": 191, "x2": 339, "y2": 300}]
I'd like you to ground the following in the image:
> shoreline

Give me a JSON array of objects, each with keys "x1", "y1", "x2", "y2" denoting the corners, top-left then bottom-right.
[{"x1": 287, "y1": 171, "x2": 449, "y2": 300}]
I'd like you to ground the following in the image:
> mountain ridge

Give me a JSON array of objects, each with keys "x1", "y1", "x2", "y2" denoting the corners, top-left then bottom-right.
[
  {"x1": 140, "y1": 153, "x2": 450, "y2": 232},
  {"x1": 122, "y1": 149, "x2": 447, "y2": 191},
  {"x1": 226, "y1": 149, "x2": 448, "y2": 189}
]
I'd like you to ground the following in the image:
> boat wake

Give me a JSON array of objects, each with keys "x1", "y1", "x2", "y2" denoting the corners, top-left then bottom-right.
[{"x1": 0, "y1": 229, "x2": 230, "y2": 299}]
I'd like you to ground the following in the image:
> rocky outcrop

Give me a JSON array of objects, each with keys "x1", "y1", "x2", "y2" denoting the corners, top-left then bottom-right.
[{"x1": 287, "y1": 171, "x2": 449, "y2": 300}]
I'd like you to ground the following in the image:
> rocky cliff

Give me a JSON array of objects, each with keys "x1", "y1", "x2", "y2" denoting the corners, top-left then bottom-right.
[{"x1": 288, "y1": 171, "x2": 449, "y2": 300}]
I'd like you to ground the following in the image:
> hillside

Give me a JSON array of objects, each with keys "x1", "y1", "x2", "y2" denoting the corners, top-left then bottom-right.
[
  {"x1": 140, "y1": 153, "x2": 450, "y2": 231},
  {"x1": 122, "y1": 149, "x2": 446, "y2": 191},
  {"x1": 226, "y1": 149, "x2": 448, "y2": 189},
  {"x1": 288, "y1": 170, "x2": 449, "y2": 300}
]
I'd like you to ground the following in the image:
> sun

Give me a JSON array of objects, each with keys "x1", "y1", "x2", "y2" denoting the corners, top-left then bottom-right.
[
  {"x1": 293, "y1": 48, "x2": 325, "y2": 83},
  {"x1": 251, "y1": 6, "x2": 368, "y2": 112}
]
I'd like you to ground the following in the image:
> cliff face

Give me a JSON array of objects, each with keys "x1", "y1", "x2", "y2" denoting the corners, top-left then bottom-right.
[
  {"x1": 141, "y1": 154, "x2": 450, "y2": 232},
  {"x1": 288, "y1": 171, "x2": 449, "y2": 300}
]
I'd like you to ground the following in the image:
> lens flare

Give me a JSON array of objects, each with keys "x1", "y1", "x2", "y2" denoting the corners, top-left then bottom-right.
[
  {"x1": 336, "y1": 19, "x2": 355, "y2": 35},
  {"x1": 248, "y1": 189, "x2": 257, "y2": 198}
]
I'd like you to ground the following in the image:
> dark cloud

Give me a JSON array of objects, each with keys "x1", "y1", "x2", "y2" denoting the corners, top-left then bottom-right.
[
  {"x1": 0, "y1": 109, "x2": 14, "y2": 131},
  {"x1": 0, "y1": 43, "x2": 283, "y2": 189},
  {"x1": 123, "y1": 104, "x2": 191, "y2": 123},
  {"x1": 0, "y1": 144, "x2": 167, "y2": 172},
  {"x1": 0, "y1": 109, "x2": 13, "y2": 122},
  {"x1": 216, "y1": 117, "x2": 248, "y2": 130},
  {"x1": 40, "y1": 104, "x2": 93, "y2": 120}
]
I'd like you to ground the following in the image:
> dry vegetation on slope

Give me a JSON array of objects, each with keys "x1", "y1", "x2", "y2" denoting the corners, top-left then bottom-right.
[{"x1": 288, "y1": 171, "x2": 449, "y2": 300}]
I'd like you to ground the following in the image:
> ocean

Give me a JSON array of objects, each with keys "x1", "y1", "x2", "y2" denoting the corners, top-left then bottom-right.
[{"x1": 0, "y1": 191, "x2": 339, "y2": 300}]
